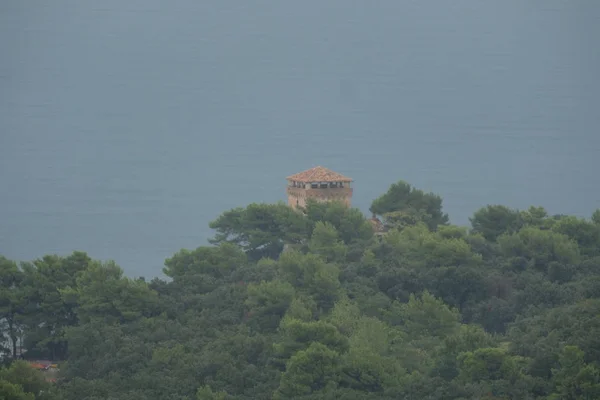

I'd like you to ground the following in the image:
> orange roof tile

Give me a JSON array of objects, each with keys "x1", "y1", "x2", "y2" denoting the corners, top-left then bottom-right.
[{"x1": 286, "y1": 166, "x2": 353, "y2": 183}]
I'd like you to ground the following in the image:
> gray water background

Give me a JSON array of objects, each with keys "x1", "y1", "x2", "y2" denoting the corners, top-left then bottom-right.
[{"x1": 1, "y1": 0, "x2": 599, "y2": 278}]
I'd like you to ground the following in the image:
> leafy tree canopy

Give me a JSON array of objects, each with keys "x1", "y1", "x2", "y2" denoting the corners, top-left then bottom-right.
[
  {"x1": 370, "y1": 180, "x2": 449, "y2": 230},
  {"x1": 1, "y1": 178, "x2": 598, "y2": 399}
]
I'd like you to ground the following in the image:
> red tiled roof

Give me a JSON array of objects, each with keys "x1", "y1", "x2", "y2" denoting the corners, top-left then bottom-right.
[{"x1": 286, "y1": 166, "x2": 353, "y2": 183}]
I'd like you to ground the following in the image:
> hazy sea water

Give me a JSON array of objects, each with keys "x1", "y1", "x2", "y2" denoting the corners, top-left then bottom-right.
[{"x1": 1, "y1": 0, "x2": 599, "y2": 277}]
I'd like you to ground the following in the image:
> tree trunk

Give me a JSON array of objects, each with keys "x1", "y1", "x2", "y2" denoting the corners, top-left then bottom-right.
[{"x1": 8, "y1": 318, "x2": 17, "y2": 359}]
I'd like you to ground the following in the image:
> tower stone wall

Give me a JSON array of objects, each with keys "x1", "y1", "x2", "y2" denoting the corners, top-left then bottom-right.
[{"x1": 287, "y1": 186, "x2": 353, "y2": 209}]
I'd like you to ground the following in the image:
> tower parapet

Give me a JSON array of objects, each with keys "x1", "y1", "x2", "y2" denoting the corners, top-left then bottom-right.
[{"x1": 286, "y1": 166, "x2": 353, "y2": 209}]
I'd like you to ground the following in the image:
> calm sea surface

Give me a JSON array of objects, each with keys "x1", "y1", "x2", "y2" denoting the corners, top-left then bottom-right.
[{"x1": 1, "y1": 1, "x2": 599, "y2": 277}]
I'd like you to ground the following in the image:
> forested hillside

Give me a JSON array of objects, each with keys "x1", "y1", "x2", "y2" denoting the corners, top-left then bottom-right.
[{"x1": 2, "y1": 180, "x2": 600, "y2": 399}]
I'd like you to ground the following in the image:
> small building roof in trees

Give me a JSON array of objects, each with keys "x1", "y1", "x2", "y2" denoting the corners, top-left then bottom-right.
[
  {"x1": 286, "y1": 166, "x2": 353, "y2": 183},
  {"x1": 368, "y1": 214, "x2": 385, "y2": 233}
]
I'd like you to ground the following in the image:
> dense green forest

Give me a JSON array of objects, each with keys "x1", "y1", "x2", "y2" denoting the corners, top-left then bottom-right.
[{"x1": 2, "y1": 180, "x2": 600, "y2": 399}]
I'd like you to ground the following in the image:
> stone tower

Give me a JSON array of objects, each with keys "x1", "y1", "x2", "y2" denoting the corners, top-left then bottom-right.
[{"x1": 286, "y1": 166, "x2": 353, "y2": 210}]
